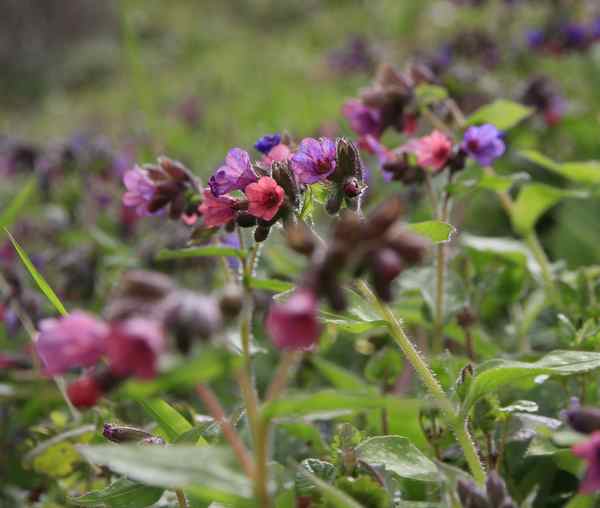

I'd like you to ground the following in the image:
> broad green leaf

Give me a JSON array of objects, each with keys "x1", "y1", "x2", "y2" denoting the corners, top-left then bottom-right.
[
  {"x1": 78, "y1": 445, "x2": 252, "y2": 502},
  {"x1": 311, "y1": 357, "x2": 371, "y2": 392},
  {"x1": 355, "y1": 435, "x2": 439, "y2": 482},
  {"x1": 249, "y1": 277, "x2": 294, "y2": 293},
  {"x1": 462, "y1": 350, "x2": 600, "y2": 413},
  {"x1": 261, "y1": 390, "x2": 387, "y2": 421},
  {"x1": 406, "y1": 221, "x2": 455, "y2": 244},
  {"x1": 520, "y1": 150, "x2": 600, "y2": 185},
  {"x1": 466, "y1": 99, "x2": 533, "y2": 130},
  {"x1": 137, "y1": 399, "x2": 192, "y2": 442},
  {"x1": 415, "y1": 84, "x2": 448, "y2": 108},
  {"x1": 0, "y1": 178, "x2": 37, "y2": 230},
  {"x1": 320, "y1": 288, "x2": 387, "y2": 334},
  {"x1": 449, "y1": 166, "x2": 530, "y2": 194},
  {"x1": 156, "y1": 245, "x2": 244, "y2": 261},
  {"x1": 510, "y1": 184, "x2": 588, "y2": 234},
  {"x1": 32, "y1": 441, "x2": 80, "y2": 477},
  {"x1": 296, "y1": 466, "x2": 364, "y2": 508},
  {"x1": 4, "y1": 229, "x2": 68, "y2": 316},
  {"x1": 69, "y1": 478, "x2": 163, "y2": 508},
  {"x1": 296, "y1": 458, "x2": 337, "y2": 496}
]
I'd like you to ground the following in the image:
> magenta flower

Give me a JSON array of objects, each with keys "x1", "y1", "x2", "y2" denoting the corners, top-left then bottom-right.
[
  {"x1": 198, "y1": 189, "x2": 239, "y2": 228},
  {"x1": 266, "y1": 289, "x2": 322, "y2": 350},
  {"x1": 262, "y1": 144, "x2": 292, "y2": 165},
  {"x1": 416, "y1": 130, "x2": 452, "y2": 172},
  {"x1": 461, "y1": 124, "x2": 505, "y2": 166},
  {"x1": 122, "y1": 165, "x2": 158, "y2": 216},
  {"x1": 245, "y1": 176, "x2": 285, "y2": 221},
  {"x1": 209, "y1": 148, "x2": 258, "y2": 197},
  {"x1": 342, "y1": 99, "x2": 382, "y2": 138},
  {"x1": 573, "y1": 432, "x2": 600, "y2": 493},
  {"x1": 107, "y1": 318, "x2": 165, "y2": 380},
  {"x1": 36, "y1": 312, "x2": 109, "y2": 375},
  {"x1": 290, "y1": 137, "x2": 337, "y2": 184}
]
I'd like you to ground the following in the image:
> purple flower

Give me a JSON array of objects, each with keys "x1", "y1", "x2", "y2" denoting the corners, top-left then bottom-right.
[
  {"x1": 461, "y1": 124, "x2": 505, "y2": 166},
  {"x1": 266, "y1": 289, "x2": 322, "y2": 350},
  {"x1": 122, "y1": 165, "x2": 157, "y2": 216},
  {"x1": 254, "y1": 134, "x2": 281, "y2": 154},
  {"x1": 208, "y1": 148, "x2": 258, "y2": 196},
  {"x1": 573, "y1": 432, "x2": 600, "y2": 493},
  {"x1": 563, "y1": 23, "x2": 588, "y2": 49},
  {"x1": 342, "y1": 99, "x2": 383, "y2": 138},
  {"x1": 36, "y1": 312, "x2": 109, "y2": 375},
  {"x1": 290, "y1": 137, "x2": 337, "y2": 184},
  {"x1": 526, "y1": 29, "x2": 545, "y2": 49}
]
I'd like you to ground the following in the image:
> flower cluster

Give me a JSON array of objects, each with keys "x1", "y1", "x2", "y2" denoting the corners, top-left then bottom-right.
[{"x1": 526, "y1": 18, "x2": 600, "y2": 55}]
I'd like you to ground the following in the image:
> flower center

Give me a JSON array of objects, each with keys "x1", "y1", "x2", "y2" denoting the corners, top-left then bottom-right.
[
  {"x1": 467, "y1": 139, "x2": 480, "y2": 152},
  {"x1": 263, "y1": 190, "x2": 279, "y2": 208},
  {"x1": 434, "y1": 147, "x2": 449, "y2": 160},
  {"x1": 316, "y1": 159, "x2": 331, "y2": 174}
]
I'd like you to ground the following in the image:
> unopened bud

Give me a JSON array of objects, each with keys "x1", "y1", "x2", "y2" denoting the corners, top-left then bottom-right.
[
  {"x1": 486, "y1": 472, "x2": 512, "y2": 508},
  {"x1": 254, "y1": 225, "x2": 270, "y2": 242},
  {"x1": 457, "y1": 479, "x2": 490, "y2": 508},
  {"x1": 236, "y1": 212, "x2": 257, "y2": 228},
  {"x1": 343, "y1": 177, "x2": 362, "y2": 198},
  {"x1": 365, "y1": 196, "x2": 404, "y2": 237},
  {"x1": 286, "y1": 222, "x2": 316, "y2": 257},
  {"x1": 219, "y1": 284, "x2": 244, "y2": 318},
  {"x1": 119, "y1": 270, "x2": 175, "y2": 301},
  {"x1": 335, "y1": 138, "x2": 363, "y2": 181},
  {"x1": 386, "y1": 228, "x2": 429, "y2": 265},
  {"x1": 565, "y1": 406, "x2": 600, "y2": 434},
  {"x1": 272, "y1": 161, "x2": 301, "y2": 209},
  {"x1": 103, "y1": 423, "x2": 153, "y2": 443},
  {"x1": 457, "y1": 306, "x2": 477, "y2": 328}
]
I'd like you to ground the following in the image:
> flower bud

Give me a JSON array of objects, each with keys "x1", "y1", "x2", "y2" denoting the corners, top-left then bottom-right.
[
  {"x1": 386, "y1": 228, "x2": 429, "y2": 265},
  {"x1": 254, "y1": 225, "x2": 270, "y2": 242},
  {"x1": 271, "y1": 160, "x2": 301, "y2": 209},
  {"x1": 486, "y1": 472, "x2": 513, "y2": 508},
  {"x1": 457, "y1": 479, "x2": 490, "y2": 508},
  {"x1": 457, "y1": 306, "x2": 477, "y2": 329},
  {"x1": 286, "y1": 222, "x2": 316, "y2": 257},
  {"x1": 370, "y1": 248, "x2": 404, "y2": 302},
  {"x1": 343, "y1": 177, "x2": 362, "y2": 198},
  {"x1": 365, "y1": 196, "x2": 404, "y2": 237},
  {"x1": 565, "y1": 406, "x2": 600, "y2": 434},
  {"x1": 118, "y1": 270, "x2": 175, "y2": 302},
  {"x1": 335, "y1": 137, "x2": 363, "y2": 181},
  {"x1": 67, "y1": 376, "x2": 103, "y2": 409},
  {"x1": 236, "y1": 212, "x2": 257, "y2": 228},
  {"x1": 219, "y1": 284, "x2": 244, "y2": 319},
  {"x1": 103, "y1": 423, "x2": 153, "y2": 443}
]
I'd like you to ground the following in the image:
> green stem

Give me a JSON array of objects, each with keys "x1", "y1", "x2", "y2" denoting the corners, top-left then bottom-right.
[
  {"x1": 523, "y1": 232, "x2": 561, "y2": 308},
  {"x1": 356, "y1": 280, "x2": 486, "y2": 484}
]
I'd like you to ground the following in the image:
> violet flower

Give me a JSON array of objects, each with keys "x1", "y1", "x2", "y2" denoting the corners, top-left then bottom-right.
[
  {"x1": 208, "y1": 148, "x2": 257, "y2": 196},
  {"x1": 254, "y1": 134, "x2": 281, "y2": 154},
  {"x1": 461, "y1": 124, "x2": 505, "y2": 166},
  {"x1": 290, "y1": 137, "x2": 337, "y2": 184},
  {"x1": 342, "y1": 99, "x2": 383, "y2": 138},
  {"x1": 122, "y1": 165, "x2": 157, "y2": 216},
  {"x1": 573, "y1": 432, "x2": 600, "y2": 493}
]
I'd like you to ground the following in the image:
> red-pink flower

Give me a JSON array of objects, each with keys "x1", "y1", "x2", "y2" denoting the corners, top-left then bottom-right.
[
  {"x1": 36, "y1": 312, "x2": 109, "y2": 375},
  {"x1": 262, "y1": 144, "x2": 292, "y2": 165},
  {"x1": 107, "y1": 318, "x2": 165, "y2": 380},
  {"x1": 198, "y1": 189, "x2": 238, "y2": 228},
  {"x1": 416, "y1": 130, "x2": 452, "y2": 171},
  {"x1": 266, "y1": 289, "x2": 322, "y2": 350},
  {"x1": 573, "y1": 432, "x2": 600, "y2": 493},
  {"x1": 245, "y1": 176, "x2": 285, "y2": 221}
]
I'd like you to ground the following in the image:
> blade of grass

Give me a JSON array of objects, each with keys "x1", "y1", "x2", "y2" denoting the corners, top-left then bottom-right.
[{"x1": 0, "y1": 178, "x2": 37, "y2": 230}]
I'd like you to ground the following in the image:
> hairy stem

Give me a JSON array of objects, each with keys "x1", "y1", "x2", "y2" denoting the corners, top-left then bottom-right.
[{"x1": 175, "y1": 489, "x2": 188, "y2": 508}]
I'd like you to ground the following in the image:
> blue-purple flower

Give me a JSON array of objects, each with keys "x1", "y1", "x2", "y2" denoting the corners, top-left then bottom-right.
[
  {"x1": 254, "y1": 134, "x2": 281, "y2": 154},
  {"x1": 122, "y1": 165, "x2": 157, "y2": 216},
  {"x1": 461, "y1": 124, "x2": 505, "y2": 166},
  {"x1": 342, "y1": 99, "x2": 382, "y2": 138},
  {"x1": 208, "y1": 148, "x2": 258, "y2": 196},
  {"x1": 290, "y1": 137, "x2": 336, "y2": 184}
]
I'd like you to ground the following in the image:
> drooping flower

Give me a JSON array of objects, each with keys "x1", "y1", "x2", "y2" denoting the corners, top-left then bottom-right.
[
  {"x1": 461, "y1": 124, "x2": 505, "y2": 166},
  {"x1": 262, "y1": 144, "x2": 292, "y2": 165},
  {"x1": 416, "y1": 130, "x2": 452, "y2": 171},
  {"x1": 107, "y1": 318, "x2": 165, "y2": 380},
  {"x1": 254, "y1": 134, "x2": 281, "y2": 154},
  {"x1": 36, "y1": 312, "x2": 109, "y2": 375},
  {"x1": 208, "y1": 148, "x2": 257, "y2": 197},
  {"x1": 245, "y1": 176, "x2": 285, "y2": 221},
  {"x1": 342, "y1": 99, "x2": 383, "y2": 138},
  {"x1": 67, "y1": 376, "x2": 103, "y2": 408},
  {"x1": 290, "y1": 137, "x2": 337, "y2": 184},
  {"x1": 573, "y1": 432, "x2": 600, "y2": 493},
  {"x1": 122, "y1": 165, "x2": 157, "y2": 216},
  {"x1": 266, "y1": 289, "x2": 322, "y2": 350},
  {"x1": 198, "y1": 189, "x2": 239, "y2": 228}
]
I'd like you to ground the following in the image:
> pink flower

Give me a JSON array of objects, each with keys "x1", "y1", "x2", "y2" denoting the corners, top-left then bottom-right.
[
  {"x1": 122, "y1": 165, "x2": 157, "y2": 216},
  {"x1": 262, "y1": 144, "x2": 292, "y2": 165},
  {"x1": 266, "y1": 289, "x2": 322, "y2": 350},
  {"x1": 245, "y1": 176, "x2": 285, "y2": 221},
  {"x1": 573, "y1": 432, "x2": 600, "y2": 493},
  {"x1": 198, "y1": 189, "x2": 238, "y2": 228},
  {"x1": 107, "y1": 318, "x2": 165, "y2": 380},
  {"x1": 36, "y1": 312, "x2": 109, "y2": 375},
  {"x1": 415, "y1": 130, "x2": 452, "y2": 171}
]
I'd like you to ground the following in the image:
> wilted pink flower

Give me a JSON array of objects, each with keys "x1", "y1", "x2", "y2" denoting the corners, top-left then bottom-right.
[
  {"x1": 36, "y1": 312, "x2": 109, "y2": 375},
  {"x1": 342, "y1": 99, "x2": 382, "y2": 138},
  {"x1": 262, "y1": 144, "x2": 292, "y2": 165},
  {"x1": 208, "y1": 148, "x2": 257, "y2": 197},
  {"x1": 245, "y1": 176, "x2": 285, "y2": 221},
  {"x1": 122, "y1": 166, "x2": 157, "y2": 216},
  {"x1": 198, "y1": 189, "x2": 239, "y2": 228},
  {"x1": 266, "y1": 289, "x2": 322, "y2": 350},
  {"x1": 107, "y1": 318, "x2": 165, "y2": 380},
  {"x1": 290, "y1": 137, "x2": 337, "y2": 184},
  {"x1": 416, "y1": 130, "x2": 452, "y2": 171},
  {"x1": 573, "y1": 432, "x2": 600, "y2": 493}
]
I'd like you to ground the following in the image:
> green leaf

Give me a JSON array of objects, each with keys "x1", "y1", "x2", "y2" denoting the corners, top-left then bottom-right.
[
  {"x1": 510, "y1": 184, "x2": 588, "y2": 234},
  {"x1": 355, "y1": 436, "x2": 439, "y2": 482},
  {"x1": 462, "y1": 350, "x2": 600, "y2": 413},
  {"x1": 0, "y1": 178, "x2": 37, "y2": 230},
  {"x1": 296, "y1": 466, "x2": 365, "y2": 508},
  {"x1": 466, "y1": 99, "x2": 533, "y2": 130},
  {"x1": 520, "y1": 150, "x2": 600, "y2": 185},
  {"x1": 249, "y1": 277, "x2": 294, "y2": 293},
  {"x1": 137, "y1": 399, "x2": 192, "y2": 442},
  {"x1": 261, "y1": 390, "x2": 387, "y2": 421},
  {"x1": 415, "y1": 84, "x2": 448, "y2": 108},
  {"x1": 156, "y1": 245, "x2": 244, "y2": 261},
  {"x1": 4, "y1": 229, "x2": 68, "y2": 316},
  {"x1": 311, "y1": 358, "x2": 371, "y2": 392},
  {"x1": 69, "y1": 478, "x2": 163, "y2": 508},
  {"x1": 406, "y1": 221, "x2": 455, "y2": 244},
  {"x1": 78, "y1": 445, "x2": 253, "y2": 503}
]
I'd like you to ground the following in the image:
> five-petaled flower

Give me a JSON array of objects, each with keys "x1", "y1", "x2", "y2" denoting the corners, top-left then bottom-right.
[
  {"x1": 208, "y1": 148, "x2": 257, "y2": 197},
  {"x1": 245, "y1": 176, "x2": 285, "y2": 221},
  {"x1": 291, "y1": 137, "x2": 337, "y2": 184},
  {"x1": 198, "y1": 189, "x2": 239, "y2": 228},
  {"x1": 573, "y1": 432, "x2": 600, "y2": 493},
  {"x1": 254, "y1": 133, "x2": 281, "y2": 154},
  {"x1": 461, "y1": 124, "x2": 505, "y2": 166},
  {"x1": 416, "y1": 130, "x2": 453, "y2": 171},
  {"x1": 122, "y1": 166, "x2": 158, "y2": 216}
]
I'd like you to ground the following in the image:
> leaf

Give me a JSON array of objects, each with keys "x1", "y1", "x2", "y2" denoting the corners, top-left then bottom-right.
[
  {"x1": 137, "y1": 399, "x2": 192, "y2": 442},
  {"x1": 0, "y1": 178, "x2": 37, "y2": 230},
  {"x1": 69, "y1": 478, "x2": 163, "y2": 508},
  {"x1": 261, "y1": 390, "x2": 387, "y2": 421},
  {"x1": 32, "y1": 441, "x2": 80, "y2": 477},
  {"x1": 296, "y1": 466, "x2": 365, "y2": 508},
  {"x1": 406, "y1": 221, "x2": 455, "y2": 244},
  {"x1": 296, "y1": 458, "x2": 337, "y2": 496},
  {"x1": 320, "y1": 289, "x2": 387, "y2": 334},
  {"x1": 249, "y1": 277, "x2": 294, "y2": 293},
  {"x1": 156, "y1": 245, "x2": 244, "y2": 261},
  {"x1": 311, "y1": 357, "x2": 371, "y2": 392},
  {"x1": 4, "y1": 229, "x2": 68, "y2": 316},
  {"x1": 462, "y1": 350, "x2": 600, "y2": 413},
  {"x1": 466, "y1": 99, "x2": 533, "y2": 130},
  {"x1": 415, "y1": 84, "x2": 448, "y2": 108},
  {"x1": 355, "y1": 436, "x2": 439, "y2": 482},
  {"x1": 520, "y1": 150, "x2": 600, "y2": 185},
  {"x1": 78, "y1": 445, "x2": 253, "y2": 502},
  {"x1": 511, "y1": 184, "x2": 588, "y2": 234}
]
